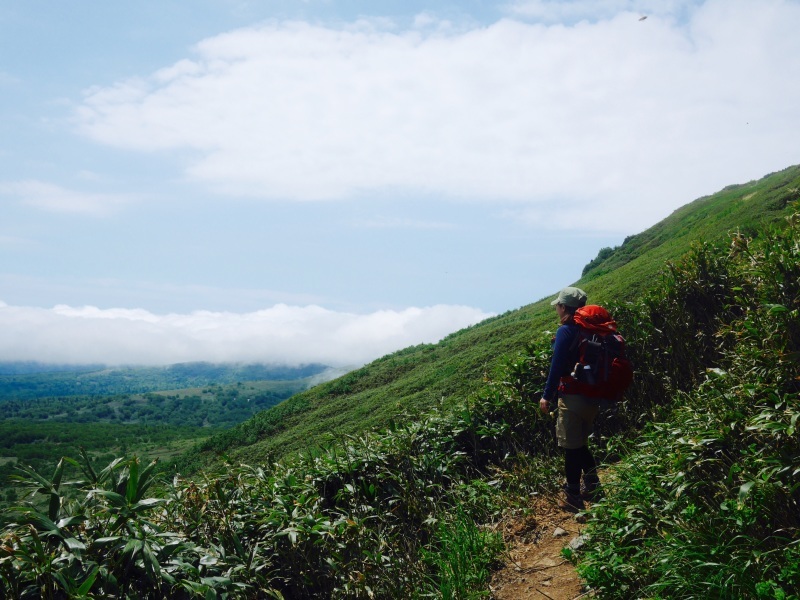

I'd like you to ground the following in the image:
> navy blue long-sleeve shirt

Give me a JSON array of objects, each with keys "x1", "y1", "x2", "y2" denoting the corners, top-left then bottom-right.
[{"x1": 542, "y1": 323, "x2": 581, "y2": 401}]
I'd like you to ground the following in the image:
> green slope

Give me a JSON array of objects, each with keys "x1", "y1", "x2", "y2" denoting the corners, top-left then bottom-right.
[{"x1": 179, "y1": 164, "x2": 800, "y2": 470}]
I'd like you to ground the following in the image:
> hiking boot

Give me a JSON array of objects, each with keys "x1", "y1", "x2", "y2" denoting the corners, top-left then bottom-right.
[
  {"x1": 581, "y1": 482, "x2": 604, "y2": 501},
  {"x1": 557, "y1": 487, "x2": 585, "y2": 513},
  {"x1": 582, "y1": 474, "x2": 603, "y2": 501}
]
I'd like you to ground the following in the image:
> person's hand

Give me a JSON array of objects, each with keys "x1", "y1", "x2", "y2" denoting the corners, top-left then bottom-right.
[{"x1": 539, "y1": 397, "x2": 550, "y2": 413}]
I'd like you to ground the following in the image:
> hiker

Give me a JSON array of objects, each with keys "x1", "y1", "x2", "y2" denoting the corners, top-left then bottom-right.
[{"x1": 539, "y1": 286, "x2": 601, "y2": 513}]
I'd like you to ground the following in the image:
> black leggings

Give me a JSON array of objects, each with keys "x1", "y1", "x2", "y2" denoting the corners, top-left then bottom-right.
[{"x1": 564, "y1": 445, "x2": 596, "y2": 491}]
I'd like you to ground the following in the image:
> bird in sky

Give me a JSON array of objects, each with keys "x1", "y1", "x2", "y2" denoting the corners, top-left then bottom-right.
[{"x1": 639, "y1": 15, "x2": 648, "y2": 21}]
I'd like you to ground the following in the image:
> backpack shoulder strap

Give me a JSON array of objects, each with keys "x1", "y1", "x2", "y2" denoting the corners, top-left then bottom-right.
[{"x1": 566, "y1": 323, "x2": 585, "y2": 352}]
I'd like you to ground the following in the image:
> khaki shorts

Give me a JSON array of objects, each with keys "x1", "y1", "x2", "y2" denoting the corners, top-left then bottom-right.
[{"x1": 556, "y1": 393, "x2": 600, "y2": 449}]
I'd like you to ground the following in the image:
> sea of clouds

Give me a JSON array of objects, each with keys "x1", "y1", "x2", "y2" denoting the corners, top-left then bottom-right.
[{"x1": 0, "y1": 301, "x2": 493, "y2": 367}]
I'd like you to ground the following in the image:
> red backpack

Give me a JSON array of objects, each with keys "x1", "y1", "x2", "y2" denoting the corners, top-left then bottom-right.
[{"x1": 559, "y1": 305, "x2": 633, "y2": 401}]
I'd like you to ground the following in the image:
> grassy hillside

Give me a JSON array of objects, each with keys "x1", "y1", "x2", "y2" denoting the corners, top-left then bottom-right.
[
  {"x1": 581, "y1": 165, "x2": 800, "y2": 299},
  {"x1": 180, "y1": 164, "x2": 800, "y2": 470}
]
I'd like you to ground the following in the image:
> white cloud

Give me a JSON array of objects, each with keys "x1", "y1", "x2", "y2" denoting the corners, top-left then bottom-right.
[
  {"x1": 0, "y1": 180, "x2": 131, "y2": 216},
  {"x1": 0, "y1": 302, "x2": 493, "y2": 367},
  {"x1": 74, "y1": 1, "x2": 800, "y2": 232}
]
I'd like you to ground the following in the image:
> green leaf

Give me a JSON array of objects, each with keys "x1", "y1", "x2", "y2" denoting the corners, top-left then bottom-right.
[
  {"x1": 93, "y1": 490, "x2": 128, "y2": 507},
  {"x1": 201, "y1": 576, "x2": 233, "y2": 587},
  {"x1": 76, "y1": 565, "x2": 99, "y2": 596},
  {"x1": 97, "y1": 457, "x2": 126, "y2": 483},
  {"x1": 131, "y1": 497, "x2": 165, "y2": 513},
  {"x1": 78, "y1": 448, "x2": 99, "y2": 484},
  {"x1": 126, "y1": 458, "x2": 140, "y2": 505},
  {"x1": 136, "y1": 458, "x2": 160, "y2": 501},
  {"x1": 12, "y1": 464, "x2": 51, "y2": 492},
  {"x1": 63, "y1": 537, "x2": 86, "y2": 552},
  {"x1": 93, "y1": 536, "x2": 124, "y2": 547},
  {"x1": 789, "y1": 412, "x2": 799, "y2": 437},
  {"x1": 738, "y1": 480, "x2": 756, "y2": 502},
  {"x1": 57, "y1": 515, "x2": 86, "y2": 529},
  {"x1": 51, "y1": 458, "x2": 66, "y2": 491},
  {"x1": 51, "y1": 571, "x2": 71, "y2": 592},
  {"x1": 142, "y1": 542, "x2": 161, "y2": 576},
  {"x1": 48, "y1": 491, "x2": 61, "y2": 523},
  {"x1": 122, "y1": 538, "x2": 144, "y2": 561},
  {"x1": 22, "y1": 512, "x2": 60, "y2": 534},
  {"x1": 765, "y1": 303, "x2": 788, "y2": 314}
]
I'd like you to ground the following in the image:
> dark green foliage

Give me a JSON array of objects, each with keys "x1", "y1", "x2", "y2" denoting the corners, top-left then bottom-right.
[
  {"x1": 420, "y1": 508, "x2": 504, "y2": 598},
  {"x1": 0, "y1": 421, "x2": 207, "y2": 501},
  {"x1": 578, "y1": 209, "x2": 800, "y2": 598},
  {"x1": 601, "y1": 239, "x2": 744, "y2": 435},
  {"x1": 0, "y1": 453, "x2": 259, "y2": 599},
  {"x1": 582, "y1": 246, "x2": 616, "y2": 276}
]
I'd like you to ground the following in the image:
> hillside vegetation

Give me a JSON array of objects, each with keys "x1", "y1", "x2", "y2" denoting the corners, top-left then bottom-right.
[
  {"x1": 1, "y1": 165, "x2": 798, "y2": 598},
  {"x1": 180, "y1": 165, "x2": 800, "y2": 471}
]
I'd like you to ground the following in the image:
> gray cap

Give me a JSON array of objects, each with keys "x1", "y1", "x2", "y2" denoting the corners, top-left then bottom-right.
[{"x1": 550, "y1": 286, "x2": 587, "y2": 308}]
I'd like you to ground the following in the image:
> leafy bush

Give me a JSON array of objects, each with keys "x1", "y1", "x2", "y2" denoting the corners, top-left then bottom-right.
[{"x1": 578, "y1": 211, "x2": 800, "y2": 599}]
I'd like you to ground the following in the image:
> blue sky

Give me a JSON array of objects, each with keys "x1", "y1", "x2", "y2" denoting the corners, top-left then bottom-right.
[{"x1": 1, "y1": 0, "x2": 799, "y2": 367}]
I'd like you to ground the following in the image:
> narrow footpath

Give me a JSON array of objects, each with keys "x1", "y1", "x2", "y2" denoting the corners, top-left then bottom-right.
[{"x1": 490, "y1": 496, "x2": 591, "y2": 600}]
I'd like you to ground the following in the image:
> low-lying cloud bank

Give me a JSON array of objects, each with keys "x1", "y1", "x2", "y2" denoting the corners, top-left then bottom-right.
[{"x1": 0, "y1": 301, "x2": 493, "y2": 367}]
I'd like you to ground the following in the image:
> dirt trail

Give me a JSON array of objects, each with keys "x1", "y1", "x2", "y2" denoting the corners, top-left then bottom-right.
[{"x1": 489, "y1": 496, "x2": 591, "y2": 600}]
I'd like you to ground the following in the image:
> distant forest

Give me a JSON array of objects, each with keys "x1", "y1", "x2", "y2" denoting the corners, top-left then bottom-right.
[
  {"x1": 0, "y1": 361, "x2": 328, "y2": 399},
  {"x1": 0, "y1": 380, "x2": 310, "y2": 428},
  {"x1": 0, "y1": 361, "x2": 335, "y2": 504}
]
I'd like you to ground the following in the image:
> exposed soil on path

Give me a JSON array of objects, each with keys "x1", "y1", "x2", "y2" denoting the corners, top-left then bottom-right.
[{"x1": 489, "y1": 496, "x2": 592, "y2": 600}]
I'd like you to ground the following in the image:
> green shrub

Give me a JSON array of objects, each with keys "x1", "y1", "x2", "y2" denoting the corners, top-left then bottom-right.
[{"x1": 579, "y1": 212, "x2": 800, "y2": 599}]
